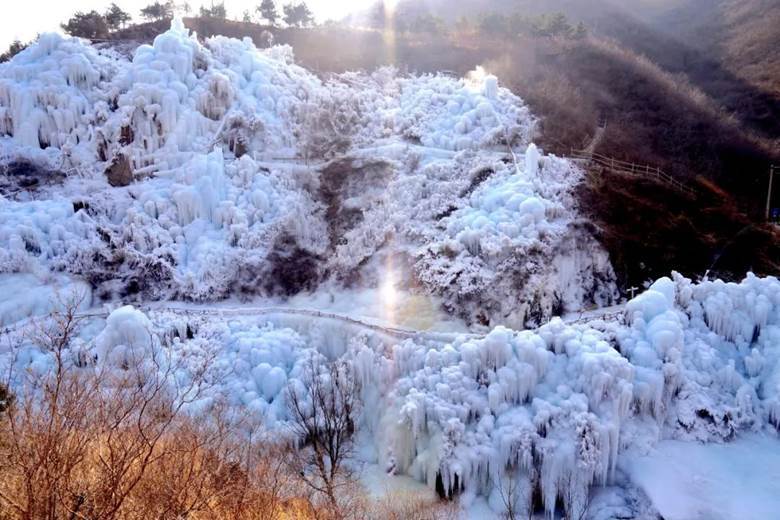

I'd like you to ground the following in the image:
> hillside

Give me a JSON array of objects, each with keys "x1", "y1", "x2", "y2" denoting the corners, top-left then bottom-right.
[
  {"x1": 372, "y1": 0, "x2": 780, "y2": 138},
  {"x1": 127, "y1": 16, "x2": 780, "y2": 287},
  {"x1": 604, "y1": 0, "x2": 780, "y2": 138},
  {"x1": 3, "y1": 18, "x2": 780, "y2": 520}
]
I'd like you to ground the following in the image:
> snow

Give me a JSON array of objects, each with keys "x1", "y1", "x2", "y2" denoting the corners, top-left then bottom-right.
[
  {"x1": 0, "y1": 272, "x2": 91, "y2": 326},
  {"x1": 0, "y1": 20, "x2": 614, "y2": 327},
  {"x1": 417, "y1": 146, "x2": 617, "y2": 327},
  {"x1": 95, "y1": 305, "x2": 153, "y2": 367},
  {"x1": 623, "y1": 434, "x2": 780, "y2": 520},
  {"x1": 0, "y1": 33, "x2": 109, "y2": 152},
  {"x1": 2, "y1": 20, "x2": 780, "y2": 519},
  {"x1": 395, "y1": 70, "x2": 532, "y2": 151},
  {"x1": 4, "y1": 269, "x2": 780, "y2": 517}
]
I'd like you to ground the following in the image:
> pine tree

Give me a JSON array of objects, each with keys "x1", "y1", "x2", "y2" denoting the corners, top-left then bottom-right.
[
  {"x1": 0, "y1": 40, "x2": 29, "y2": 63},
  {"x1": 105, "y1": 3, "x2": 132, "y2": 31},
  {"x1": 282, "y1": 2, "x2": 313, "y2": 28},
  {"x1": 257, "y1": 0, "x2": 279, "y2": 26},
  {"x1": 61, "y1": 11, "x2": 109, "y2": 39},
  {"x1": 140, "y1": 1, "x2": 174, "y2": 22}
]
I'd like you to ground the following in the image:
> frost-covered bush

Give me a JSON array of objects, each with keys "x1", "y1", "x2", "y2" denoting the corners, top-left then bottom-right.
[{"x1": 95, "y1": 305, "x2": 154, "y2": 367}]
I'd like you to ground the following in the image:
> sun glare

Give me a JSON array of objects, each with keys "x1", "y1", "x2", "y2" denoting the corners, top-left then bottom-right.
[
  {"x1": 380, "y1": 276, "x2": 397, "y2": 309},
  {"x1": 379, "y1": 261, "x2": 399, "y2": 325}
]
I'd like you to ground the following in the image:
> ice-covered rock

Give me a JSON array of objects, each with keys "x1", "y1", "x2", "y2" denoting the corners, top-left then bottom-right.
[
  {"x1": 416, "y1": 148, "x2": 617, "y2": 327},
  {"x1": 95, "y1": 305, "x2": 154, "y2": 367}
]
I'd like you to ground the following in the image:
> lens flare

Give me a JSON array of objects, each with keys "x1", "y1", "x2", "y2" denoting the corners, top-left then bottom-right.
[
  {"x1": 380, "y1": 275, "x2": 397, "y2": 318},
  {"x1": 382, "y1": 0, "x2": 398, "y2": 64}
]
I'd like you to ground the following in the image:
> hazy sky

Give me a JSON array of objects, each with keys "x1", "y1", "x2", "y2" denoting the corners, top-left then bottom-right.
[{"x1": 0, "y1": 0, "x2": 367, "y2": 51}]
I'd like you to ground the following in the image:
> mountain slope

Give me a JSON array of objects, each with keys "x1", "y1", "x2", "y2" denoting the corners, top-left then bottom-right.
[
  {"x1": 0, "y1": 21, "x2": 616, "y2": 328},
  {"x1": 4, "y1": 20, "x2": 780, "y2": 520}
]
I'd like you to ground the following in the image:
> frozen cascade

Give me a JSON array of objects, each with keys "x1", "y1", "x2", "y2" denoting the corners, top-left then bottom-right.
[
  {"x1": 5, "y1": 272, "x2": 780, "y2": 516},
  {"x1": 0, "y1": 20, "x2": 616, "y2": 324},
  {"x1": 6, "y1": 21, "x2": 779, "y2": 517}
]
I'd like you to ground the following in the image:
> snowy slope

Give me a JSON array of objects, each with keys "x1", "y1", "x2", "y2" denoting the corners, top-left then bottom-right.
[
  {"x1": 623, "y1": 434, "x2": 780, "y2": 520},
  {"x1": 0, "y1": 20, "x2": 614, "y2": 328},
  {"x1": 5, "y1": 20, "x2": 780, "y2": 519}
]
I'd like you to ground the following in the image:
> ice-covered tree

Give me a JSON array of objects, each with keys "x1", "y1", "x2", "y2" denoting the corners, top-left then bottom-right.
[
  {"x1": 257, "y1": 0, "x2": 279, "y2": 25},
  {"x1": 104, "y1": 3, "x2": 132, "y2": 31},
  {"x1": 282, "y1": 2, "x2": 314, "y2": 27},
  {"x1": 61, "y1": 11, "x2": 109, "y2": 39}
]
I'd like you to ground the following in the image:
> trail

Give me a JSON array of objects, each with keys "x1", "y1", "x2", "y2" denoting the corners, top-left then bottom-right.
[{"x1": 1, "y1": 301, "x2": 626, "y2": 342}]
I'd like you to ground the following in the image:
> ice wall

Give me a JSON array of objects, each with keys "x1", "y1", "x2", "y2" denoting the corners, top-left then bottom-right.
[
  {"x1": 0, "y1": 21, "x2": 612, "y2": 323},
  {"x1": 414, "y1": 145, "x2": 618, "y2": 327},
  {"x1": 0, "y1": 33, "x2": 109, "y2": 153},
  {"x1": 5, "y1": 272, "x2": 777, "y2": 517}
]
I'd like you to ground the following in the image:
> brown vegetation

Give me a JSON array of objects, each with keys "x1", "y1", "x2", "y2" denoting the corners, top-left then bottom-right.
[{"x1": 0, "y1": 300, "x2": 455, "y2": 520}]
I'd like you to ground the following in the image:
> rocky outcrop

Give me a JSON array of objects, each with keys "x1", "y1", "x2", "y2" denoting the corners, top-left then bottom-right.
[{"x1": 105, "y1": 153, "x2": 133, "y2": 187}]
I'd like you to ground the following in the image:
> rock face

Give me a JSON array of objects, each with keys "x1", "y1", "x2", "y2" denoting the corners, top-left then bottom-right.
[{"x1": 105, "y1": 153, "x2": 133, "y2": 187}]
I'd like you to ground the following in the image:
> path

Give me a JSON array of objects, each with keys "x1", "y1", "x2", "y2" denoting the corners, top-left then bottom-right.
[{"x1": 3, "y1": 300, "x2": 627, "y2": 345}]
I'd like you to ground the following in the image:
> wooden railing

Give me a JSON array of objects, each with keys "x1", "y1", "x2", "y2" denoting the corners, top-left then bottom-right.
[{"x1": 571, "y1": 149, "x2": 698, "y2": 197}]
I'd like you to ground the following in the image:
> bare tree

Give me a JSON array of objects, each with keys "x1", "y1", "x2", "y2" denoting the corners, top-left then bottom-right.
[
  {"x1": 0, "y1": 297, "x2": 370, "y2": 519},
  {"x1": 0, "y1": 297, "x2": 213, "y2": 520},
  {"x1": 495, "y1": 468, "x2": 533, "y2": 520},
  {"x1": 286, "y1": 357, "x2": 360, "y2": 516}
]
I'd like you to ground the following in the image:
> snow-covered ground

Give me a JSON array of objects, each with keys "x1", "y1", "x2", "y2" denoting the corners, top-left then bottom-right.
[
  {"x1": 623, "y1": 434, "x2": 780, "y2": 519},
  {"x1": 2, "y1": 20, "x2": 780, "y2": 519}
]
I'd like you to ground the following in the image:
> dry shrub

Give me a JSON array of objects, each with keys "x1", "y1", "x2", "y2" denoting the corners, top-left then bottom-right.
[
  {"x1": 0, "y1": 300, "x2": 308, "y2": 520},
  {"x1": 371, "y1": 490, "x2": 459, "y2": 520},
  {"x1": 0, "y1": 300, "x2": 465, "y2": 520}
]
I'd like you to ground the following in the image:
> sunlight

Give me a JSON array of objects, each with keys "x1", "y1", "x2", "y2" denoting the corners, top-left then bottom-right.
[
  {"x1": 381, "y1": 0, "x2": 398, "y2": 65},
  {"x1": 383, "y1": 0, "x2": 400, "y2": 12},
  {"x1": 380, "y1": 273, "x2": 398, "y2": 317}
]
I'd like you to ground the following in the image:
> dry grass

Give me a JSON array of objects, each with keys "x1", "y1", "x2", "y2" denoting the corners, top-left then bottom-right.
[{"x1": 0, "y1": 300, "x2": 457, "y2": 520}]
